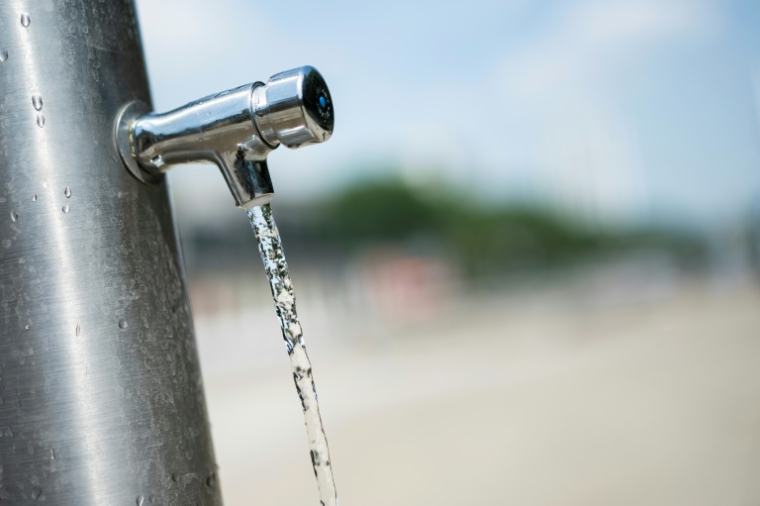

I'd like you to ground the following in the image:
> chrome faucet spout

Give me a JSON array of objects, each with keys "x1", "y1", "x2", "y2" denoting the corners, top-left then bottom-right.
[{"x1": 115, "y1": 66, "x2": 334, "y2": 209}]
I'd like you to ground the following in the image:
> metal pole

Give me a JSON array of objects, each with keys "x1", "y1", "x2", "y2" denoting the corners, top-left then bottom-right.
[{"x1": 0, "y1": 2, "x2": 221, "y2": 505}]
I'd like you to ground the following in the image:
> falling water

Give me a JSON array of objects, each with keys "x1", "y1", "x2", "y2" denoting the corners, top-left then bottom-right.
[{"x1": 249, "y1": 203, "x2": 338, "y2": 506}]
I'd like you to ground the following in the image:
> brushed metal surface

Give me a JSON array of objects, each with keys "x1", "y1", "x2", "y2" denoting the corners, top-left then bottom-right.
[{"x1": 0, "y1": 2, "x2": 222, "y2": 505}]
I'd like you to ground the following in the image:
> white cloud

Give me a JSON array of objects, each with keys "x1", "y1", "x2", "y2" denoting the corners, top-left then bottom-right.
[
  {"x1": 476, "y1": 0, "x2": 723, "y2": 224},
  {"x1": 497, "y1": 0, "x2": 720, "y2": 96}
]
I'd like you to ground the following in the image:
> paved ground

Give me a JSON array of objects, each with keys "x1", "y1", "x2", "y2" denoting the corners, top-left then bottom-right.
[{"x1": 196, "y1": 279, "x2": 760, "y2": 505}]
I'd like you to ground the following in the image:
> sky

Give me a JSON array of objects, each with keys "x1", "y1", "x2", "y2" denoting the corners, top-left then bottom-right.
[{"x1": 134, "y1": 0, "x2": 760, "y2": 229}]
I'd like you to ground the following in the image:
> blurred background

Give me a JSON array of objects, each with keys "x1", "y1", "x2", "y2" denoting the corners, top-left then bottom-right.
[{"x1": 135, "y1": 1, "x2": 760, "y2": 504}]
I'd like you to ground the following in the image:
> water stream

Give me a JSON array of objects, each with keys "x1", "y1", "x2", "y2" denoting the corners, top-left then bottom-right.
[{"x1": 248, "y1": 203, "x2": 339, "y2": 506}]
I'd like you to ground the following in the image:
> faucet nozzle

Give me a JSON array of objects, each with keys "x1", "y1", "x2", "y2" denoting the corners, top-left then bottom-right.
[
  {"x1": 254, "y1": 66, "x2": 334, "y2": 149},
  {"x1": 114, "y1": 66, "x2": 334, "y2": 210}
]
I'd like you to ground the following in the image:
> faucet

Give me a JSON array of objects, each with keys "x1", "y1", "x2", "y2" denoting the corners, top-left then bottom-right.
[
  {"x1": 0, "y1": 2, "x2": 337, "y2": 503},
  {"x1": 115, "y1": 66, "x2": 334, "y2": 209}
]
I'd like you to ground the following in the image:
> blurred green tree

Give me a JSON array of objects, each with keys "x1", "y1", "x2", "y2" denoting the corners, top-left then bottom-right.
[{"x1": 311, "y1": 177, "x2": 707, "y2": 282}]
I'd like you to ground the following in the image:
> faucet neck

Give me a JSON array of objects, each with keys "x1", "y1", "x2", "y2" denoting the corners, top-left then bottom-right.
[{"x1": 125, "y1": 83, "x2": 277, "y2": 208}]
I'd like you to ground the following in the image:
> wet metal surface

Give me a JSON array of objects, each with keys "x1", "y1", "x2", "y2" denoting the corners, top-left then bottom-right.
[{"x1": 0, "y1": 1, "x2": 221, "y2": 504}]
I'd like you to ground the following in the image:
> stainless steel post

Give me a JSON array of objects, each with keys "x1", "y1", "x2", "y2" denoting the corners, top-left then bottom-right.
[{"x1": 0, "y1": 2, "x2": 221, "y2": 505}]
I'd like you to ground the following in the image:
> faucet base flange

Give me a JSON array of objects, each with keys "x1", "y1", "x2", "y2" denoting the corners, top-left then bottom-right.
[{"x1": 115, "y1": 101, "x2": 161, "y2": 185}]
